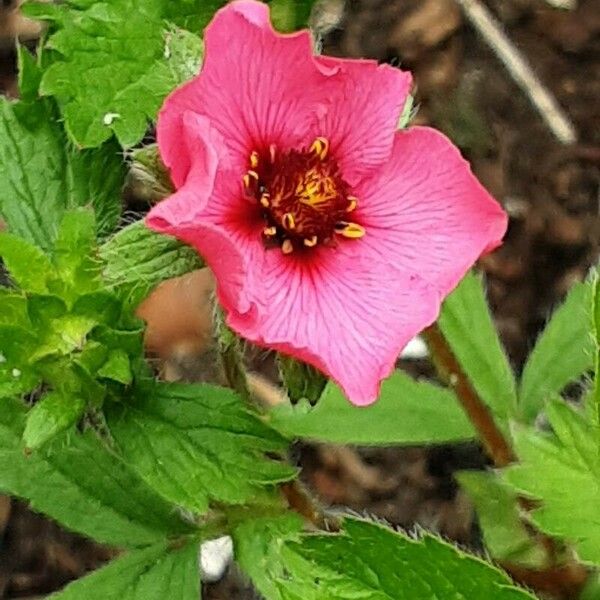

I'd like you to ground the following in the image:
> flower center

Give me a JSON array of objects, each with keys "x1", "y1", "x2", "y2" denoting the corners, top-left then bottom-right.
[{"x1": 242, "y1": 137, "x2": 365, "y2": 254}]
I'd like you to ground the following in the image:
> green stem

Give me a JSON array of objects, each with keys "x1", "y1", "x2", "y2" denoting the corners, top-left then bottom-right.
[{"x1": 213, "y1": 303, "x2": 251, "y2": 405}]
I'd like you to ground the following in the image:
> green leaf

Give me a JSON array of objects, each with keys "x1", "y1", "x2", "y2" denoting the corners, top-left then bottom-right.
[
  {"x1": 100, "y1": 221, "x2": 203, "y2": 305},
  {"x1": 164, "y1": 27, "x2": 203, "y2": 86},
  {"x1": 23, "y1": 391, "x2": 86, "y2": 450},
  {"x1": 26, "y1": 0, "x2": 190, "y2": 147},
  {"x1": 66, "y1": 142, "x2": 125, "y2": 238},
  {"x1": 268, "y1": 0, "x2": 317, "y2": 31},
  {"x1": 98, "y1": 349, "x2": 132, "y2": 385},
  {"x1": 268, "y1": 370, "x2": 475, "y2": 445},
  {"x1": 591, "y1": 274, "x2": 600, "y2": 424},
  {"x1": 17, "y1": 46, "x2": 44, "y2": 104},
  {"x1": 31, "y1": 312, "x2": 97, "y2": 362},
  {"x1": 519, "y1": 280, "x2": 595, "y2": 422},
  {"x1": 53, "y1": 209, "x2": 101, "y2": 298},
  {"x1": 51, "y1": 538, "x2": 201, "y2": 599},
  {"x1": 504, "y1": 399, "x2": 600, "y2": 565},
  {"x1": 72, "y1": 291, "x2": 122, "y2": 325},
  {"x1": 277, "y1": 354, "x2": 327, "y2": 404},
  {"x1": 0, "y1": 97, "x2": 125, "y2": 249},
  {"x1": 0, "y1": 397, "x2": 191, "y2": 546},
  {"x1": 233, "y1": 514, "x2": 303, "y2": 600},
  {"x1": 106, "y1": 380, "x2": 295, "y2": 514},
  {"x1": 0, "y1": 233, "x2": 53, "y2": 293},
  {"x1": 277, "y1": 518, "x2": 536, "y2": 599},
  {"x1": 0, "y1": 290, "x2": 29, "y2": 326},
  {"x1": 163, "y1": 0, "x2": 227, "y2": 31},
  {"x1": 438, "y1": 271, "x2": 517, "y2": 422},
  {"x1": 457, "y1": 471, "x2": 546, "y2": 568}
]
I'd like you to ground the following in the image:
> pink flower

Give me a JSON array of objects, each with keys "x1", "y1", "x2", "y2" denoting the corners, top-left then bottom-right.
[{"x1": 147, "y1": 0, "x2": 507, "y2": 405}]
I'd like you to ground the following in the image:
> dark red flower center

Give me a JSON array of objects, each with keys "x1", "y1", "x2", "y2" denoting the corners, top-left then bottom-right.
[{"x1": 242, "y1": 137, "x2": 365, "y2": 254}]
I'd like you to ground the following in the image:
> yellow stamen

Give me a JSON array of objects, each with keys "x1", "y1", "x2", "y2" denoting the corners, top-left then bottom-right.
[
  {"x1": 309, "y1": 136, "x2": 329, "y2": 160},
  {"x1": 303, "y1": 236, "x2": 318, "y2": 247},
  {"x1": 260, "y1": 193, "x2": 270, "y2": 208},
  {"x1": 282, "y1": 212, "x2": 296, "y2": 230},
  {"x1": 346, "y1": 196, "x2": 358, "y2": 212},
  {"x1": 336, "y1": 222, "x2": 365, "y2": 239},
  {"x1": 263, "y1": 226, "x2": 277, "y2": 236},
  {"x1": 242, "y1": 170, "x2": 259, "y2": 188},
  {"x1": 281, "y1": 239, "x2": 294, "y2": 254},
  {"x1": 250, "y1": 151, "x2": 259, "y2": 169}
]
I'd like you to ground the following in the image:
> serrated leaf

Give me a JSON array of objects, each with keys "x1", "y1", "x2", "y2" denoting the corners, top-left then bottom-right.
[
  {"x1": 0, "y1": 233, "x2": 53, "y2": 293},
  {"x1": 233, "y1": 514, "x2": 303, "y2": 600},
  {"x1": 438, "y1": 271, "x2": 517, "y2": 422},
  {"x1": 106, "y1": 380, "x2": 295, "y2": 514},
  {"x1": 66, "y1": 142, "x2": 125, "y2": 237},
  {"x1": 51, "y1": 538, "x2": 201, "y2": 599},
  {"x1": 17, "y1": 46, "x2": 43, "y2": 104},
  {"x1": 457, "y1": 471, "x2": 546, "y2": 568},
  {"x1": 98, "y1": 349, "x2": 132, "y2": 385},
  {"x1": 0, "y1": 396, "x2": 191, "y2": 547},
  {"x1": 0, "y1": 290, "x2": 30, "y2": 326},
  {"x1": 32, "y1": 313, "x2": 97, "y2": 362},
  {"x1": 100, "y1": 221, "x2": 203, "y2": 305},
  {"x1": 504, "y1": 399, "x2": 600, "y2": 565},
  {"x1": 23, "y1": 390, "x2": 86, "y2": 450},
  {"x1": 519, "y1": 280, "x2": 595, "y2": 422},
  {"x1": 26, "y1": 0, "x2": 190, "y2": 147},
  {"x1": 277, "y1": 518, "x2": 536, "y2": 599},
  {"x1": 53, "y1": 209, "x2": 101, "y2": 299},
  {"x1": 268, "y1": 370, "x2": 475, "y2": 445},
  {"x1": 164, "y1": 27, "x2": 203, "y2": 85},
  {"x1": 72, "y1": 291, "x2": 122, "y2": 325},
  {"x1": 0, "y1": 97, "x2": 125, "y2": 249}
]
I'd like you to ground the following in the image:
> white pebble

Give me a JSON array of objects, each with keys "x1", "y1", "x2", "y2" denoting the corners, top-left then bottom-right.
[{"x1": 199, "y1": 536, "x2": 233, "y2": 583}]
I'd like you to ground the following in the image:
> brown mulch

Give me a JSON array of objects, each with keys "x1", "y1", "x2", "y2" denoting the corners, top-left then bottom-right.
[{"x1": 0, "y1": 0, "x2": 599, "y2": 598}]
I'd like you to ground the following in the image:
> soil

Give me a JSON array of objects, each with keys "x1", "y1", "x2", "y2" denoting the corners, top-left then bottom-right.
[{"x1": 0, "y1": 0, "x2": 599, "y2": 598}]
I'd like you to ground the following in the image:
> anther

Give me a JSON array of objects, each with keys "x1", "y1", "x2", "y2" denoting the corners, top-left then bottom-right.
[
  {"x1": 303, "y1": 236, "x2": 318, "y2": 247},
  {"x1": 282, "y1": 213, "x2": 296, "y2": 230},
  {"x1": 242, "y1": 170, "x2": 259, "y2": 188},
  {"x1": 309, "y1": 137, "x2": 329, "y2": 160},
  {"x1": 335, "y1": 222, "x2": 366, "y2": 239},
  {"x1": 269, "y1": 144, "x2": 277, "y2": 164},
  {"x1": 346, "y1": 196, "x2": 358, "y2": 212},
  {"x1": 281, "y1": 239, "x2": 294, "y2": 254},
  {"x1": 260, "y1": 193, "x2": 270, "y2": 208},
  {"x1": 263, "y1": 226, "x2": 277, "y2": 237},
  {"x1": 250, "y1": 151, "x2": 259, "y2": 169}
]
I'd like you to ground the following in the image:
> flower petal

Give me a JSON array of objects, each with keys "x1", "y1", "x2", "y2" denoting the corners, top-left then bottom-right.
[
  {"x1": 147, "y1": 112, "x2": 260, "y2": 315},
  {"x1": 355, "y1": 126, "x2": 508, "y2": 295},
  {"x1": 227, "y1": 245, "x2": 440, "y2": 405},
  {"x1": 313, "y1": 55, "x2": 412, "y2": 185},
  {"x1": 157, "y1": 0, "x2": 329, "y2": 186}
]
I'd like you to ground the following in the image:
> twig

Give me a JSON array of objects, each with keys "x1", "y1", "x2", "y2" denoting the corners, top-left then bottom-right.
[
  {"x1": 422, "y1": 324, "x2": 515, "y2": 467},
  {"x1": 455, "y1": 0, "x2": 577, "y2": 145}
]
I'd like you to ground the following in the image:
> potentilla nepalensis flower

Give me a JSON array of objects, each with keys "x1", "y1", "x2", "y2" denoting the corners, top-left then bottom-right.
[{"x1": 146, "y1": 0, "x2": 507, "y2": 405}]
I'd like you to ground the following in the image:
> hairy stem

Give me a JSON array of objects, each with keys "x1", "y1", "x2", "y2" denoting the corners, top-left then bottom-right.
[
  {"x1": 213, "y1": 304, "x2": 252, "y2": 405},
  {"x1": 212, "y1": 301, "x2": 335, "y2": 531},
  {"x1": 422, "y1": 323, "x2": 515, "y2": 467},
  {"x1": 280, "y1": 481, "x2": 340, "y2": 532}
]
